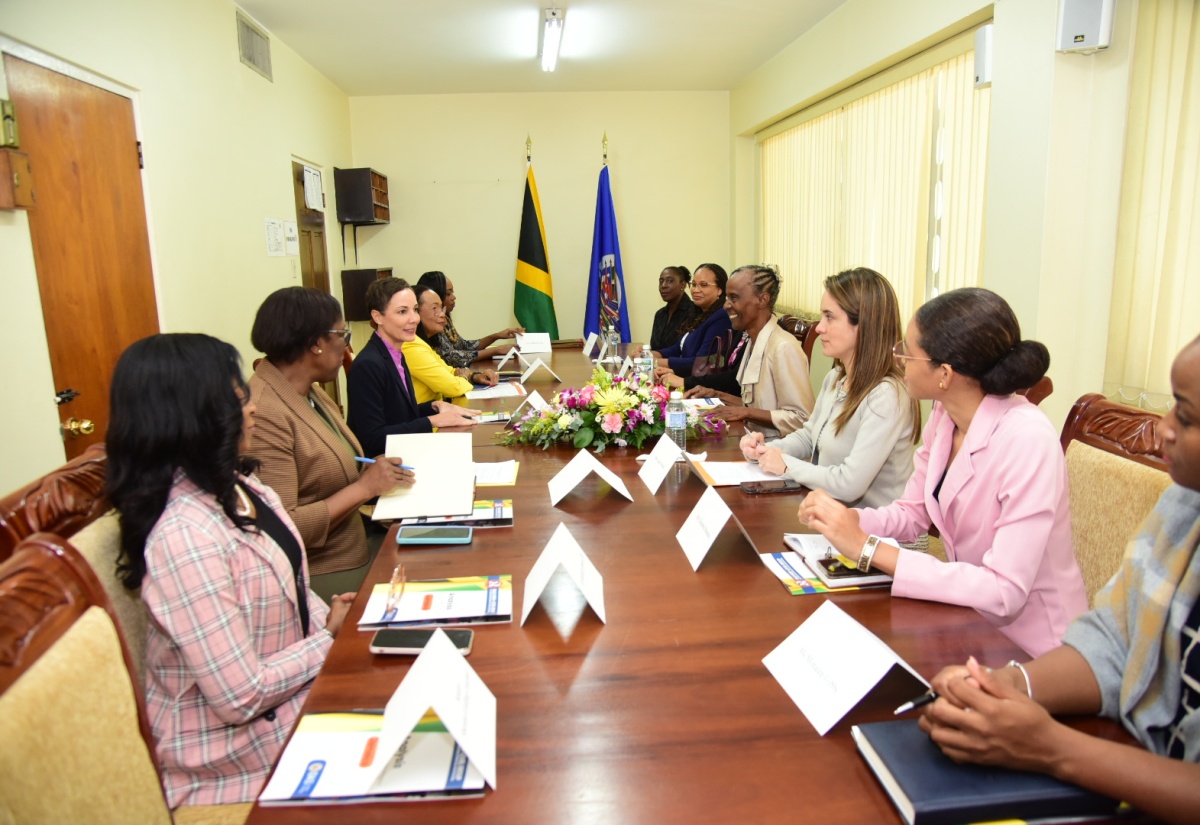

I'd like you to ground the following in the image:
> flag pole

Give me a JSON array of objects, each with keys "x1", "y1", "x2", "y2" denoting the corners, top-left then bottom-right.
[{"x1": 601, "y1": 132, "x2": 608, "y2": 166}]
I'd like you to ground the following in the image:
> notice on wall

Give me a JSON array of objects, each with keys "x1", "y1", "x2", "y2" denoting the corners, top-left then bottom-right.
[
  {"x1": 265, "y1": 218, "x2": 285, "y2": 257},
  {"x1": 283, "y1": 220, "x2": 299, "y2": 255}
]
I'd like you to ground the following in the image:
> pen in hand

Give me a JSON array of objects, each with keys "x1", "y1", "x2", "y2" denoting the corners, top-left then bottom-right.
[
  {"x1": 355, "y1": 457, "x2": 415, "y2": 470},
  {"x1": 893, "y1": 690, "x2": 938, "y2": 715}
]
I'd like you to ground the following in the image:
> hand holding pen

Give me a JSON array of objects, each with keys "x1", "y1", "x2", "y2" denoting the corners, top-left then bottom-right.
[{"x1": 355, "y1": 455, "x2": 416, "y2": 496}]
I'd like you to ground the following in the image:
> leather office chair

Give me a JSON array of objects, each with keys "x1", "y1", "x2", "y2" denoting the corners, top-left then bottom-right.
[
  {"x1": 0, "y1": 533, "x2": 251, "y2": 825},
  {"x1": 1060, "y1": 393, "x2": 1171, "y2": 605},
  {"x1": 0, "y1": 442, "x2": 109, "y2": 562}
]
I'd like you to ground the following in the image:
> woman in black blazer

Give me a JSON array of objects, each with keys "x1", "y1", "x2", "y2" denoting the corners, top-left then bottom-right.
[{"x1": 347, "y1": 277, "x2": 477, "y2": 457}]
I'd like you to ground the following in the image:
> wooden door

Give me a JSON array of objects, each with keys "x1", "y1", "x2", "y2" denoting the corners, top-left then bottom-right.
[
  {"x1": 292, "y1": 161, "x2": 339, "y2": 403},
  {"x1": 5, "y1": 55, "x2": 159, "y2": 459}
]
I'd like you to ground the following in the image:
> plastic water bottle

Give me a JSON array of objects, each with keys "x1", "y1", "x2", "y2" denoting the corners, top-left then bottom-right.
[
  {"x1": 637, "y1": 344, "x2": 653, "y2": 383},
  {"x1": 604, "y1": 325, "x2": 620, "y2": 369},
  {"x1": 666, "y1": 391, "x2": 687, "y2": 451}
]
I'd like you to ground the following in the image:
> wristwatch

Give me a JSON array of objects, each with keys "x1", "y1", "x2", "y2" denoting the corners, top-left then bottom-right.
[{"x1": 858, "y1": 535, "x2": 880, "y2": 572}]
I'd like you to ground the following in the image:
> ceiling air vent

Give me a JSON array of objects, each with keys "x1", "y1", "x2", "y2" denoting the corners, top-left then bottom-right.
[{"x1": 236, "y1": 9, "x2": 273, "y2": 81}]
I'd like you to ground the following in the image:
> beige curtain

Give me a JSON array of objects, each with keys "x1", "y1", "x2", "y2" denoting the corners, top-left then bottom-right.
[
  {"x1": 1106, "y1": 0, "x2": 1200, "y2": 409},
  {"x1": 760, "y1": 50, "x2": 990, "y2": 319}
]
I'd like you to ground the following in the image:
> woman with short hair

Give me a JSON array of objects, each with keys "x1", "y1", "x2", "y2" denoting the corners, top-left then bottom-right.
[
  {"x1": 652, "y1": 263, "x2": 733, "y2": 376},
  {"x1": 106, "y1": 333, "x2": 350, "y2": 808},
  {"x1": 406, "y1": 283, "x2": 498, "y2": 404},
  {"x1": 740, "y1": 267, "x2": 919, "y2": 508},
  {"x1": 800, "y1": 287, "x2": 1088, "y2": 657},
  {"x1": 417, "y1": 270, "x2": 522, "y2": 367},
  {"x1": 649, "y1": 265, "x2": 698, "y2": 350},
  {"x1": 347, "y1": 277, "x2": 478, "y2": 458},
  {"x1": 247, "y1": 287, "x2": 412, "y2": 593}
]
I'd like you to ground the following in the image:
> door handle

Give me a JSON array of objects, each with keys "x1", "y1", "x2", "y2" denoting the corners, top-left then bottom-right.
[{"x1": 63, "y1": 417, "x2": 95, "y2": 438}]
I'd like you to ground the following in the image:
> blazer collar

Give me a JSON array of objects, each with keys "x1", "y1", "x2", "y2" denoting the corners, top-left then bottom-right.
[
  {"x1": 367, "y1": 332, "x2": 420, "y2": 414},
  {"x1": 254, "y1": 359, "x2": 359, "y2": 479},
  {"x1": 737, "y1": 314, "x2": 779, "y2": 386},
  {"x1": 935, "y1": 394, "x2": 1021, "y2": 508}
]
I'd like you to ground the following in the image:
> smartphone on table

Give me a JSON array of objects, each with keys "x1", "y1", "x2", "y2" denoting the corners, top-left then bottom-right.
[
  {"x1": 369, "y1": 628, "x2": 475, "y2": 656},
  {"x1": 739, "y1": 479, "x2": 806, "y2": 495},
  {"x1": 396, "y1": 525, "x2": 474, "y2": 545}
]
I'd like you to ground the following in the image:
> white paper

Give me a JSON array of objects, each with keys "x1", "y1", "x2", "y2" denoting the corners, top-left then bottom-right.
[
  {"x1": 520, "y1": 357, "x2": 561, "y2": 384},
  {"x1": 547, "y1": 449, "x2": 634, "y2": 506},
  {"x1": 515, "y1": 332, "x2": 552, "y2": 353},
  {"x1": 465, "y1": 382, "x2": 526, "y2": 400},
  {"x1": 674, "y1": 486, "x2": 733, "y2": 571},
  {"x1": 475, "y1": 460, "x2": 518, "y2": 486},
  {"x1": 691, "y1": 459, "x2": 778, "y2": 487},
  {"x1": 265, "y1": 217, "x2": 285, "y2": 256},
  {"x1": 380, "y1": 630, "x2": 498, "y2": 789},
  {"x1": 283, "y1": 220, "x2": 299, "y2": 255},
  {"x1": 683, "y1": 398, "x2": 720, "y2": 411},
  {"x1": 302, "y1": 166, "x2": 324, "y2": 211},
  {"x1": 762, "y1": 601, "x2": 928, "y2": 736},
  {"x1": 583, "y1": 332, "x2": 599, "y2": 357},
  {"x1": 637, "y1": 433, "x2": 683, "y2": 495},
  {"x1": 782, "y1": 533, "x2": 895, "y2": 588},
  {"x1": 527, "y1": 390, "x2": 549, "y2": 411},
  {"x1": 521, "y1": 523, "x2": 606, "y2": 626},
  {"x1": 373, "y1": 433, "x2": 474, "y2": 520}
]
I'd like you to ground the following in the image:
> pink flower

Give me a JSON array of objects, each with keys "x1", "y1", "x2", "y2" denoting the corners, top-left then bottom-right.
[
  {"x1": 579, "y1": 385, "x2": 597, "y2": 405},
  {"x1": 651, "y1": 384, "x2": 669, "y2": 404},
  {"x1": 601, "y1": 413, "x2": 624, "y2": 434}
]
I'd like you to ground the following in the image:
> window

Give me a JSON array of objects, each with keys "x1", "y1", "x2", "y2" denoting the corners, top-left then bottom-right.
[{"x1": 759, "y1": 36, "x2": 990, "y2": 318}]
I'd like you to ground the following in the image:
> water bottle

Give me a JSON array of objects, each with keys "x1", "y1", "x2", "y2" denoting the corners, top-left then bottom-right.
[
  {"x1": 605, "y1": 326, "x2": 620, "y2": 363},
  {"x1": 666, "y1": 391, "x2": 687, "y2": 451},
  {"x1": 637, "y1": 344, "x2": 653, "y2": 383}
]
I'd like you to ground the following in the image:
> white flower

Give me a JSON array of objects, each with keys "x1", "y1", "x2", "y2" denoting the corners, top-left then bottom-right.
[{"x1": 557, "y1": 413, "x2": 573, "y2": 430}]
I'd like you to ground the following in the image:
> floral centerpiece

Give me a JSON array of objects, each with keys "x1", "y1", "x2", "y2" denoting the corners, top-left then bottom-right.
[{"x1": 500, "y1": 368, "x2": 726, "y2": 452}]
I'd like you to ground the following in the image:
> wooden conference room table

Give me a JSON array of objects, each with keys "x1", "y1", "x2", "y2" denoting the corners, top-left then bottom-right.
[{"x1": 246, "y1": 345, "x2": 1131, "y2": 825}]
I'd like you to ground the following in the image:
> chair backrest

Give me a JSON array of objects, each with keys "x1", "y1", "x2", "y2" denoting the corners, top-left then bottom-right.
[
  {"x1": 0, "y1": 532, "x2": 172, "y2": 824},
  {"x1": 1020, "y1": 375, "x2": 1054, "y2": 406},
  {"x1": 1060, "y1": 393, "x2": 1172, "y2": 605},
  {"x1": 0, "y1": 443, "x2": 110, "y2": 562},
  {"x1": 778, "y1": 314, "x2": 819, "y2": 360}
]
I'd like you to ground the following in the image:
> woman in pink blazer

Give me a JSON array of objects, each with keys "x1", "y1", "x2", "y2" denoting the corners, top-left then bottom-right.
[{"x1": 799, "y1": 288, "x2": 1087, "y2": 656}]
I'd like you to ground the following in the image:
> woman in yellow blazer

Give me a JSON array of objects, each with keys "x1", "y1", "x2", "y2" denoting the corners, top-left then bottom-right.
[
  {"x1": 248, "y1": 287, "x2": 412, "y2": 598},
  {"x1": 402, "y1": 283, "x2": 498, "y2": 404}
]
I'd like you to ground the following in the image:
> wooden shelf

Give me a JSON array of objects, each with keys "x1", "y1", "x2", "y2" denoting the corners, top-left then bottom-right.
[{"x1": 334, "y1": 167, "x2": 389, "y2": 226}]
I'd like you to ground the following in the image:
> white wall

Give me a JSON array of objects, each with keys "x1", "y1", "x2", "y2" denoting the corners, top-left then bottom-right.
[
  {"x1": 0, "y1": 0, "x2": 352, "y2": 493},
  {"x1": 730, "y1": 0, "x2": 1136, "y2": 428},
  {"x1": 345, "y1": 92, "x2": 730, "y2": 346}
]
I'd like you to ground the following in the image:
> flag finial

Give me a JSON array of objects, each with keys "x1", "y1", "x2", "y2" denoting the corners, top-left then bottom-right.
[
  {"x1": 526, "y1": 135, "x2": 532, "y2": 163},
  {"x1": 602, "y1": 132, "x2": 608, "y2": 166}
]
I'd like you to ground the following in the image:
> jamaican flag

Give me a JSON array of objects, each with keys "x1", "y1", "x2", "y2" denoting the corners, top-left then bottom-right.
[{"x1": 514, "y1": 166, "x2": 560, "y2": 337}]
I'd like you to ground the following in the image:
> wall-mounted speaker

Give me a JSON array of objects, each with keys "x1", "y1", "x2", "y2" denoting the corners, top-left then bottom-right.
[
  {"x1": 974, "y1": 24, "x2": 993, "y2": 89},
  {"x1": 1056, "y1": 0, "x2": 1115, "y2": 54}
]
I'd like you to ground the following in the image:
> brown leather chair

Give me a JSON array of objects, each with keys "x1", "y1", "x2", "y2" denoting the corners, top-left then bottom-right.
[
  {"x1": 1020, "y1": 375, "x2": 1054, "y2": 406},
  {"x1": 0, "y1": 443, "x2": 109, "y2": 562},
  {"x1": 1059, "y1": 393, "x2": 1171, "y2": 604},
  {"x1": 778, "y1": 314, "x2": 820, "y2": 360}
]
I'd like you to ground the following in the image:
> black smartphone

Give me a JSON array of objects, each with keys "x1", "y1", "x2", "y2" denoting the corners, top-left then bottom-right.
[
  {"x1": 739, "y1": 479, "x2": 806, "y2": 495},
  {"x1": 368, "y1": 628, "x2": 475, "y2": 656}
]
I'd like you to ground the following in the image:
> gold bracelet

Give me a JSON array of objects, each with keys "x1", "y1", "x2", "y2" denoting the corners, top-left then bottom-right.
[{"x1": 857, "y1": 535, "x2": 880, "y2": 572}]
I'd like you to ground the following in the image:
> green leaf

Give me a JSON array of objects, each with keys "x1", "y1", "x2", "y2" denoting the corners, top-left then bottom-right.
[{"x1": 574, "y1": 428, "x2": 594, "y2": 449}]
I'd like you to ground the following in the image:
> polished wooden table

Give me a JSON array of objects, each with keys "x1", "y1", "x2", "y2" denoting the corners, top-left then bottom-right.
[{"x1": 247, "y1": 346, "x2": 1127, "y2": 825}]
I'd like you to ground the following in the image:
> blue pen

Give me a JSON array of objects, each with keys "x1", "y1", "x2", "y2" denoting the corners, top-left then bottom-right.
[{"x1": 355, "y1": 457, "x2": 415, "y2": 470}]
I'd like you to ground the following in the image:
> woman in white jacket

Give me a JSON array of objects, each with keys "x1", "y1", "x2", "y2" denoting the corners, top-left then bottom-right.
[{"x1": 740, "y1": 267, "x2": 918, "y2": 508}]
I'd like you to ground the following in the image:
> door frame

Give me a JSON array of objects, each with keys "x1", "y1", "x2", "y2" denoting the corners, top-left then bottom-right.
[{"x1": 0, "y1": 35, "x2": 164, "y2": 328}]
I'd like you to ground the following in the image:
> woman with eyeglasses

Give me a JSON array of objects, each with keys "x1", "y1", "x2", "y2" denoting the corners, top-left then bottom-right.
[
  {"x1": 799, "y1": 287, "x2": 1087, "y2": 657},
  {"x1": 407, "y1": 283, "x2": 499, "y2": 403},
  {"x1": 740, "y1": 268, "x2": 919, "y2": 508},
  {"x1": 248, "y1": 287, "x2": 414, "y2": 598},
  {"x1": 417, "y1": 270, "x2": 523, "y2": 367},
  {"x1": 106, "y1": 333, "x2": 349, "y2": 808},
  {"x1": 651, "y1": 263, "x2": 733, "y2": 376}
]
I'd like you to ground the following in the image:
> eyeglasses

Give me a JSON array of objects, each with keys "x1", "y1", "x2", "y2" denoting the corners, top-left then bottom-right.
[
  {"x1": 892, "y1": 341, "x2": 931, "y2": 363},
  {"x1": 326, "y1": 328, "x2": 352, "y2": 346}
]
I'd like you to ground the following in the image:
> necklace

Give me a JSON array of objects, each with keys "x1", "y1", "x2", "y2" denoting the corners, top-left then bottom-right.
[{"x1": 234, "y1": 483, "x2": 253, "y2": 517}]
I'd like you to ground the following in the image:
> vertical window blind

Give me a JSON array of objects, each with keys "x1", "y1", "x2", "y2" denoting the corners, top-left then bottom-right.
[{"x1": 759, "y1": 44, "x2": 990, "y2": 319}]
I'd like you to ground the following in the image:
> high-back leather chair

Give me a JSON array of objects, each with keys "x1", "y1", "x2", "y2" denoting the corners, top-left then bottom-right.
[
  {"x1": 778, "y1": 314, "x2": 820, "y2": 360},
  {"x1": 0, "y1": 443, "x2": 109, "y2": 562},
  {"x1": 1060, "y1": 393, "x2": 1172, "y2": 605}
]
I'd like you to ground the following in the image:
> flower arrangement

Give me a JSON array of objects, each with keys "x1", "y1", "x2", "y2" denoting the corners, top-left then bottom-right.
[{"x1": 500, "y1": 368, "x2": 726, "y2": 452}]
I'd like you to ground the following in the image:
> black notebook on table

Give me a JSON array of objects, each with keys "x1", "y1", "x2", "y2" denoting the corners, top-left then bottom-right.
[{"x1": 851, "y1": 719, "x2": 1121, "y2": 825}]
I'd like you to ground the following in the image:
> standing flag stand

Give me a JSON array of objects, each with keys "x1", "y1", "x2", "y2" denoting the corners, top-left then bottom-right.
[
  {"x1": 514, "y1": 137, "x2": 560, "y2": 337},
  {"x1": 584, "y1": 134, "x2": 630, "y2": 342}
]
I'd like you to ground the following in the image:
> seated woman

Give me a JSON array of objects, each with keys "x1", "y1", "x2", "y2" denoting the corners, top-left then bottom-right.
[
  {"x1": 919, "y1": 336, "x2": 1200, "y2": 825},
  {"x1": 706, "y1": 265, "x2": 815, "y2": 439},
  {"x1": 650, "y1": 265, "x2": 699, "y2": 350},
  {"x1": 406, "y1": 283, "x2": 498, "y2": 404},
  {"x1": 658, "y1": 332, "x2": 748, "y2": 397},
  {"x1": 105, "y1": 333, "x2": 351, "y2": 808},
  {"x1": 247, "y1": 287, "x2": 413, "y2": 598},
  {"x1": 347, "y1": 277, "x2": 478, "y2": 457},
  {"x1": 417, "y1": 270, "x2": 523, "y2": 367},
  {"x1": 652, "y1": 263, "x2": 732, "y2": 376},
  {"x1": 739, "y1": 268, "x2": 918, "y2": 508},
  {"x1": 799, "y1": 287, "x2": 1087, "y2": 657}
]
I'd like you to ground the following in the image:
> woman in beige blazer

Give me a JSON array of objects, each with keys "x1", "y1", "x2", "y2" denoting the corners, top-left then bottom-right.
[{"x1": 248, "y1": 287, "x2": 412, "y2": 598}]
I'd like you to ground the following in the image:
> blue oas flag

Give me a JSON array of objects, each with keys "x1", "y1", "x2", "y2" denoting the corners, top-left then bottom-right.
[
  {"x1": 514, "y1": 165, "x2": 560, "y2": 337},
  {"x1": 584, "y1": 165, "x2": 630, "y2": 341}
]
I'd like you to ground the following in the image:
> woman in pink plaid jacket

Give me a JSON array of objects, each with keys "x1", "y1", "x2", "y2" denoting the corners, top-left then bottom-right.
[{"x1": 105, "y1": 333, "x2": 354, "y2": 808}]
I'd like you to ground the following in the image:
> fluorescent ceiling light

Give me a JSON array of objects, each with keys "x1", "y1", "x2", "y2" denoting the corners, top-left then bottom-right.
[{"x1": 541, "y1": 8, "x2": 564, "y2": 72}]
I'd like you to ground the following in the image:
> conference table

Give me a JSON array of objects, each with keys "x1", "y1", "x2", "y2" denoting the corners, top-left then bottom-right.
[{"x1": 246, "y1": 344, "x2": 1130, "y2": 825}]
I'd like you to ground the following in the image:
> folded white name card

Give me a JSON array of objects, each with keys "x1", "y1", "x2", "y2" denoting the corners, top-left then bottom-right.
[
  {"x1": 494, "y1": 346, "x2": 532, "y2": 370},
  {"x1": 515, "y1": 332, "x2": 552, "y2": 353},
  {"x1": 520, "y1": 357, "x2": 561, "y2": 384},
  {"x1": 762, "y1": 601, "x2": 928, "y2": 736},
  {"x1": 674, "y1": 485, "x2": 733, "y2": 571},
  {"x1": 637, "y1": 432, "x2": 683, "y2": 495},
  {"x1": 521, "y1": 523, "x2": 606, "y2": 626},
  {"x1": 547, "y1": 448, "x2": 634, "y2": 506},
  {"x1": 583, "y1": 332, "x2": 599, "y2": 357}
]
